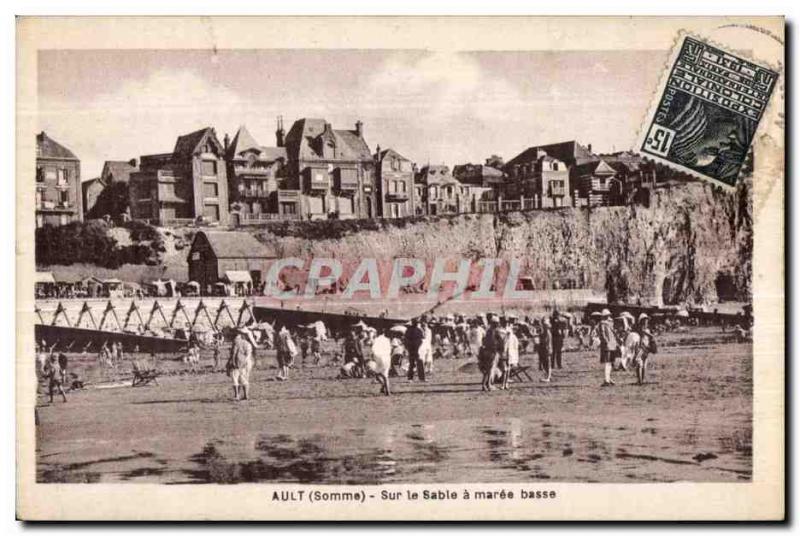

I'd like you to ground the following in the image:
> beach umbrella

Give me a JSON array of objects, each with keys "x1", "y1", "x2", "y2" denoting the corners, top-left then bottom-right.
[
  {"x1": 676, "y1": 310, "x2": 690, "y2": 318},
  {"x1": 590, "y1": 311, "x2": 603, "y2": 317}
]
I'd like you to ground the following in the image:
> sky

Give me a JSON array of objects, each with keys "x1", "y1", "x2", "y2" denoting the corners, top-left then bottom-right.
[{"x1": 37, "y1": 48, "x2": 667, "y2": 180}]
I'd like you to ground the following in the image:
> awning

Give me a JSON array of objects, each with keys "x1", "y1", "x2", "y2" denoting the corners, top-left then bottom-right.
[
  {"x1": 224, "y1": 271, "x2": 252, "y2": 284},
  {"x1": 35, "y1": 272, "x2": 55, "y2": 284}
]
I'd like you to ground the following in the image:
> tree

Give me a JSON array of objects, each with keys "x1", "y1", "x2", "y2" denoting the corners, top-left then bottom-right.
[
  {"x1": 87, "y1": 181, "x2": 130, "y2": 221},
  {"x1": 485, "y1": 154, "x2": 505, "y2": 169}
]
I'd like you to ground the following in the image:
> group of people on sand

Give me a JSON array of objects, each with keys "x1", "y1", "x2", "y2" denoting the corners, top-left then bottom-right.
[
  {"x1": 37, "y1": 303, "x2": 662, "y2": 406},
  {"x1": 590, "y1": 308, "x2": 658, "y2": 386}
]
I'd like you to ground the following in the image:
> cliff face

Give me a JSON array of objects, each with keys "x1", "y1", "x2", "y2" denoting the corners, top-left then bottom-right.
[{"x1": 255, "y1": 181, "x2": 752, "y2": 306}]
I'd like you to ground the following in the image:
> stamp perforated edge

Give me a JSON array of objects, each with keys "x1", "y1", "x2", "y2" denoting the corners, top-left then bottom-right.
[{"x1": 633, "y1": 30, "x2": 784, "y2": 191}]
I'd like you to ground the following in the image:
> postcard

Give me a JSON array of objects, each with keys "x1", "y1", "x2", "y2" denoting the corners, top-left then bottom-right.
[{"x1": 16, "y1": 16, "x2": 785, "y2": 521}]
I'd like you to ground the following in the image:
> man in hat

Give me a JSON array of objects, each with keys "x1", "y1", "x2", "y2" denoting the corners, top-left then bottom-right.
[
  {"x1": 404, "y1": 318, "x2": 426, "y2": 382},
  {"x1": 598, "y1": 309, "x2": 618, "y2": 386},
  {"x1": 227, "y1": 328, "x2": 254, "y2": 400}
]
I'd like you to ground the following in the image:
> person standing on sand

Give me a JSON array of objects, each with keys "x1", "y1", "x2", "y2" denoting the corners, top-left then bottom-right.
[
  {"x1": 44, "y1": 354, "x2": 67, "y2": 404},
  {"x1": 598, "y1": 309, "x2": 618, "y2": 386},
  {"x1": 468, "y1": 319, "x2": 485, "y2": 358},
  {"x1": 275, "y1": 326, "x2": 296, "y2": 381},
  {"x1": 499, "y1": 319, "x2": 520, "y2": 390},
  {"x1": 551, "y1": 311, "x2": 565, "y2": 370},
  {"x1": 368, "y1": 330, "x2": 393, "y2": 396},
  {"x1": 538, "y1": 317, "x2": 553, "y2": 383},
  {"x1": 227, "y1": 329, "x2": 254, "y2": 401},
  {"x1": 211, "y1": 332, "x2": 222, "y2": 371},
  {"x1": 404, "y1": 318, "x2": 426, "y2": 382},
  {"x1": 480, "y1": 315, "x2": 505, "y2": 391},
  {"x1": 343, "y1": 326, "x2": 366, "y2": 378},
  {"x1": 633, "y1": 313, "x2": 658, "y2": 385}
]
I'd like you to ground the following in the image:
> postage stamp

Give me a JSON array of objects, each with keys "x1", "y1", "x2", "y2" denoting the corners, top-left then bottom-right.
[{"x1": 638, "y1": 34, "x2": 779, "y2": 188}]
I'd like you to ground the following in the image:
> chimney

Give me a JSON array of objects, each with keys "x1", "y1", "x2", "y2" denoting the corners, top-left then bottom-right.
[
  {"x1": 128, "y1": 158, "x2": 137, "y2": 168},
  {"x1": 587, "y1": 143, "x2": 593, "y2": 153},
  {"x1": 355, "y1": 120, "x2": 363, "y2": 138},
  {"x1": 375, "y1": 144, "x2": 381, "y2": 159},
  {"x1": 223, "y1": 133, "x2": 230, "y2": 153},
  {"x1": 276, "y1": 115, "x2": 285, "y2": 147}
]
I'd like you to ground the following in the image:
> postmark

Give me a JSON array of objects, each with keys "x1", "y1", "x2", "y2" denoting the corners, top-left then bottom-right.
[{"x1": 637, "y1": 34, "x2": 778, "y2": 188}]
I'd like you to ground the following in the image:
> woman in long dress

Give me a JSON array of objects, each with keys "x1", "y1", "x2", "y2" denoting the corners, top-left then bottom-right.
[{"x1": 368, "y1": 330, "x2": 393, "y2": 396}]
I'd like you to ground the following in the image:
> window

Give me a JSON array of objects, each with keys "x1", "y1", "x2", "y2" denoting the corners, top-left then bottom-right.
[
  {"x1": 400, "y1": 181, "x2": 407, "y2": 193},
  {"x1": 59, "y1": 214, "x2": 68, "y2": 225},
  {"x1": 553, "y1": 163, "x2": 559, "y2": 170},
  {"x1": 36, "y1": 167, "x2": 44, "y2": 183},
  {"x1": 203, "y1": 204, "x2": 220, "y2": 221},
  {"x1": 338, "y1": 197, "x2": 353, "y2": 214},
  {"x1": 45, "y1": 168, "x2": 57, "y2": 181},
  {"x1": 59, "y1": 190, "x2": 69, "y2": 205},
  {"x1": 56, "y1": 169, "x2": 67, "y2": 186},
  {"x1": 281, "y1": 202, "x2": 297, "y2": 215},
  {"x1": 201, "y1": 160, "x2": 217, "y2": 176},
  {"x1": 160, "y1": 183, "x2": 175, "y2": 199},
  {"x1": 203, "y1": 182, "x2": 219, "y2": 198}
]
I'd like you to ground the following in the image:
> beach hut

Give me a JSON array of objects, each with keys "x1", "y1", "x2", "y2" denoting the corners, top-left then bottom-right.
[
  {"x1": 34, "y1": 272, "x2": 56, "y2": 298},
  {"x1": 223, "y1": 270, "x2": 253, "y2": 296}
]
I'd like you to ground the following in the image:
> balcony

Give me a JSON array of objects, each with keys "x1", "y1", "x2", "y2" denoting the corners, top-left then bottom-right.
[
  {"x1": 308, "y1": 177, "x2": 330, "y2": 192},
  {"x1": 240, "y1": 212, "x2": 301, "y2": 224},
  {"x1": 277, "y1": 189, "x2": 300, "y2": 201},
  {"x1": 233, "y1": 165, "x2": 270, "y2": 176},
  {"x1": 336, "y1": 176, "x2": 358, "y2": 191},
  {"x1": 241, "y1": 188, "x2": 270, "y2": 199},
  {"x1": 550, "y1": 186, "x2": 567, "y2": 197},
  {"x1": 386, "y1": 191, "x2": 409, "y2": 201}
]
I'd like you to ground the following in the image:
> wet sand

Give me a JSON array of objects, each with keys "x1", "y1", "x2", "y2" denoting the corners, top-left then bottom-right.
[{"x1": 35, "y1": 327, "x2": 752, "y2": 484}]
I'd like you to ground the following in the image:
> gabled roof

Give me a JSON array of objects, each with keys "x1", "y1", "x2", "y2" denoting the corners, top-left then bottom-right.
[
  {"x1": 81, "y1": 177, "x2": 106, "y2": 194},
  {"x1": 334, "y1": 129, "x2": 371, "y2": 160},
  {"x1": 36, "y1": 132, "x2": 78, "y2": 160},
  {"x1": 190, "y1": 231, "x2": 276, "y2": 260},
  {"x1": 376, "y1": 147, "x2": 412, "y2": 162},
  {"x1": 285, "y1": 118, "x2": 371, "y2": 162},
  {"x1": 506, "y1": 141, "x2": 596, "y2": 169},
  {"x1": 227, "y1": 125, "x2": 261, "y2": 159},
  {"x1": 173, "y1": 127, "x2": 222, "y2": 160},
  {"x1": 227, "y1": 125, "x2": 287, "y2": 162},
  {"x1": 101, "y1": 160, "x2": 138, "y2": 183},
  {"x1": 591, "y1": 160, "x2": 617, "y2": 176}
]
